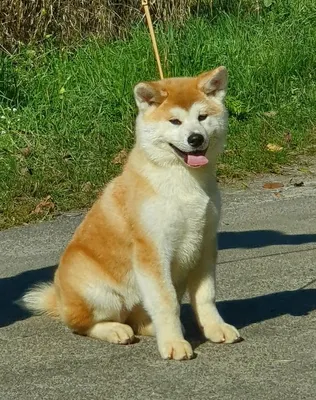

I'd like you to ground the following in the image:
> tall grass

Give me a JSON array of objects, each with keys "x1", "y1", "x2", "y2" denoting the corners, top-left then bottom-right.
[
  {"x1": 1, "y1": 1, "x2": 272, "y2": 50},
  {"x1": 1, "y1": 0, "x2": 195, "y2": 49},
  {"x1": 0, "y1": 0, "x2": 315, "y2": 229}
]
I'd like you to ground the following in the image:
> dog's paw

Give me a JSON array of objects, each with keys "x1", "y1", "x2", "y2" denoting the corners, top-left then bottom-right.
[
  {"x1": 107, "y1": 324, "x2": 135, "y2": 344},
  {"x1": 203, "y1": 322, "x2": 241, "y2": 344},
  {"x1": 89, "y1": 322, "x2": 135, "y2": 345},
  {"x1": 159, "y1": 339, "x2": 194, "y2": 361}
]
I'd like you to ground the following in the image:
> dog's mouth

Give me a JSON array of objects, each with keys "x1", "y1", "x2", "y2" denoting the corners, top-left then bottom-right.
[{"x1": 169, "y1": 144, "x2": 209, "y2": 168}]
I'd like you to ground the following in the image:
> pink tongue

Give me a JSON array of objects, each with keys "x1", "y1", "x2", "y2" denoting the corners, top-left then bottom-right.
[{"x1": 186, "y1": 154, "x2": 209, "y2": 167}]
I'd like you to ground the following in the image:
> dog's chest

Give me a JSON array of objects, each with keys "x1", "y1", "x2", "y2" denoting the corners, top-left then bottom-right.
[
  {"x1": 160, "y1": 182, "x2": 219, "y2": 267},
  {"x1": 171, "y1": 192, "x2": 211, "y2": 266},
  {"x1": 141, "y1": 168, "x2": 220, "y2": 268}
]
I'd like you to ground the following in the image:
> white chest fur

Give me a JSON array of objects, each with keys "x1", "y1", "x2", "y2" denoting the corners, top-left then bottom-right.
[{"x1": 139, "y1": 165, "x2": 221, "y2": 270}]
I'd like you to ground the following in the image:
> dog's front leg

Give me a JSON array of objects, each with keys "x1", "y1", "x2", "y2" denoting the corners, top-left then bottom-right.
[
  {"x1": 134, "y1": 245, "x2": 193, "y2": 361},
  {"x1": 188, "y1": 236, "x2": 240, "y2": 343}
]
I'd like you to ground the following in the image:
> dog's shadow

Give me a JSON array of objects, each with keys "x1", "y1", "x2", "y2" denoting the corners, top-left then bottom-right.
[
  {"x1": 1, "y1": 266, "x2": 315, "y2": 351},
  {"x1": 0, "y1": 265, "x2": 56, "y2": 328},
  {"x1": 181, "y1": 289, "x2": 316, "y2": 348},
  {"x1": 218, "y1": 230, "x2": 316, "y2": 250}
]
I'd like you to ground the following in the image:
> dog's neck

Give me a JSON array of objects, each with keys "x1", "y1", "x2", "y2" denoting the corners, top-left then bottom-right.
[{"x1": 125, "y1": 144, "x2": 217, "y2": 194}]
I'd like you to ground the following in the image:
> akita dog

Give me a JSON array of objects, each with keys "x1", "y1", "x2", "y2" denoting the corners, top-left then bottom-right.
[{"x1": 22, "y1": 66, "x2": 240, "y2": 360}]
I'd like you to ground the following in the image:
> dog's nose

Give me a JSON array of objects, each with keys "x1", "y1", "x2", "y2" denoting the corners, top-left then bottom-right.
[{"x1": 187, "y1": 133, "x2": 204, "y2": 148}]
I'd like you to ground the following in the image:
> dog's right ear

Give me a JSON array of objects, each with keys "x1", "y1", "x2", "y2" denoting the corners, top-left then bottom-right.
[{"x1": 134, "y1": 82, "x2": 166, "y2": 111}]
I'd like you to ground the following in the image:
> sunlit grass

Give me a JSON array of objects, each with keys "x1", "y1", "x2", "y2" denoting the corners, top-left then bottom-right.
[{"x1": 1, "y1": 0, "x2": 315, "y2": 228}]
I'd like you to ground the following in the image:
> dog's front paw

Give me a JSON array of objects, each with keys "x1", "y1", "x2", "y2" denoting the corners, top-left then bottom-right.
[
  {"x1": 158, "y1": 339, "x2": 194, "y2": 361},
  {"x1": 203, "y1": 322, "x2": 241, "y2": 344}
]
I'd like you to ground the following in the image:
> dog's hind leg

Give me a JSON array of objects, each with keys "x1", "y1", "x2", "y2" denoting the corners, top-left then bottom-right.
[
  {"x1": 58, "y1": 284, "x2": 135, "y2": 345},
  {"x1": 56, "y1": 256, "x2": 136, "y2": 345}
]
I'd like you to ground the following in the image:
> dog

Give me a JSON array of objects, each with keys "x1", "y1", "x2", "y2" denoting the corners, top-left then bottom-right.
[{"x1": 22, "y1": 66, "x2": 240, "y2": 360}]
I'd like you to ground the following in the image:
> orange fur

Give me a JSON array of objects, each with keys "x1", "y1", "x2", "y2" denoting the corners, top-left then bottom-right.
[
  {"x1": 45, "y1": 151, "x2": 160, "y2": 333},
  {"x1": 143, "y1": 73, "x2": 222, "y2": 123}
]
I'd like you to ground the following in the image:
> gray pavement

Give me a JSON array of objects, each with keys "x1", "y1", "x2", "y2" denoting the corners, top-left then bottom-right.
[{"x1": 1, "y1": 179, "x2": 316, "y2": 399}]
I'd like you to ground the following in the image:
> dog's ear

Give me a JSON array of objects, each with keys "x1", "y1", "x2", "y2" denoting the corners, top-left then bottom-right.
[
  {"x1": 134, "y1": 82, "x2": 167, "y2": 111},
  {"x1": 197, "y1": 66, "x2": 228, "y2": 102}
]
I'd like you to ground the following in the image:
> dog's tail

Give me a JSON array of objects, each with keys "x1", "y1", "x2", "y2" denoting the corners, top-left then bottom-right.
[{"x1": 20, "y1": 282, "x2": 59, "y2": 318}]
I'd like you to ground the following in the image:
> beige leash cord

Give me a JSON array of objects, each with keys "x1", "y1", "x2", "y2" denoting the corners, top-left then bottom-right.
[{"x1": 141, "y1": 0, "x2": 164, "y2": 79}]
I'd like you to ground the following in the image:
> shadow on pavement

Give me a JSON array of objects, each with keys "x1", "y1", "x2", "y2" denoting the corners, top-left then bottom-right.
[
  {"x1": 218, "y1": 230, "x2": 316, "y2": 250},
  {"x1": 181, "y1": 288, "x2": 316, "y2": 347},
  {"x1": 217, "y1": 289, "x2": 316, "y2": 328},
  {"x1": 1, "y1": 264, "x2": 315, "y2": 347},
  {"x1": 0, "y1": 265, "x2": 56, "y2": 328}
]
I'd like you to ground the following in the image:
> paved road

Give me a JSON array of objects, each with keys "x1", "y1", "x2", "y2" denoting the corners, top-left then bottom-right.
[{"x1": 1, "y1": 180, "x2": 316, "y2": 399}]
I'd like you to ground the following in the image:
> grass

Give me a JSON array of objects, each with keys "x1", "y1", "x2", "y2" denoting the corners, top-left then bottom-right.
[
  {"x1": 1, "y1": 0, "x2": 204, "y2": 50},
  {"x1": 1, "y1": 0, "x2": 316, "y2": 229}
]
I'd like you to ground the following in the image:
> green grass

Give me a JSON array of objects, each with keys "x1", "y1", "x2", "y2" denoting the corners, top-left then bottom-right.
[{"x1": 1, "y1": 0, "x2": 316, "y2": 229}]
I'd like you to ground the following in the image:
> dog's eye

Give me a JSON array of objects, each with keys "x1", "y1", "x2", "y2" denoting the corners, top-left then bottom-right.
[
  {"x1": 169, "y1": 118, "x2": 182, "y2": 126},
  {"x1": 198, "y1": 114, "x2": 208, "y2": 122}
]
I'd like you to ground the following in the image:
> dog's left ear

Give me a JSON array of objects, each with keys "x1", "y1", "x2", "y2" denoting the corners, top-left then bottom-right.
[{"x1": 198, "y1": 66, "x2": 228, "y2": 102}]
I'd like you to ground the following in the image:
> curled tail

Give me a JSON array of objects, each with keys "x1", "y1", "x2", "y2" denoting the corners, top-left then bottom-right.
[{"x1": 20, "y1": 282, "x2": 59, "y2": 318}]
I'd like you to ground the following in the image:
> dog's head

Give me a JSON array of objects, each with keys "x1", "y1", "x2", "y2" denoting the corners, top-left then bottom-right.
[{"x1": 134, "y1": 66, "x2": 228, "y2": 168}]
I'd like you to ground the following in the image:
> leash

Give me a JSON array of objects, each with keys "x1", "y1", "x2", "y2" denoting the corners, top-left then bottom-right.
[{"x1": 141, "y1": 0, "x2": 164, "y2": 79}]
